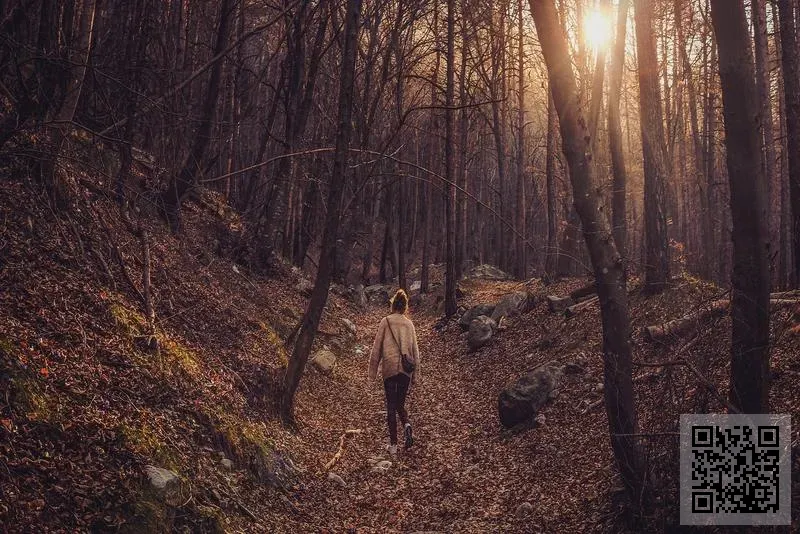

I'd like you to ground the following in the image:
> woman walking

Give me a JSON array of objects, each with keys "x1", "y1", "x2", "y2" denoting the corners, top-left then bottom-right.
[{"x1": 368, "y1": 289, "x2": 420, "y2": 455}]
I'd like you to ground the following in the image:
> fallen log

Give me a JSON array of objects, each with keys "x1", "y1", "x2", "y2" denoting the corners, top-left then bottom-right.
[
  {"x1": 569, "y1": 281, "x2": 597, "y2": 300},
  {"x1": 565, "y1": 296, "x2": 599, "y2": 318},
  {"x1": 644, "y1": 298, "x2": 800, "y2": 342}
]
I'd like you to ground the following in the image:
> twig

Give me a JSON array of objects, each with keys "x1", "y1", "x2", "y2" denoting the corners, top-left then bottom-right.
[{"x1": 323, "y1": 429, "x2": 363, "y2": 471}]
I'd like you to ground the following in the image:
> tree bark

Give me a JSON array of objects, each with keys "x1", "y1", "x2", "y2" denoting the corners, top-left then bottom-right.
[
  {"x1": 545, "y1": 91, "x2": 558, "y2": 277},
  {"x1": 444, "y1": 0, "x2": 457, "y2": 317},
  {"x1": 281, "y1": 0, "x2": 360, "y2": 425},
  {"x1": 753, "y1": 0, "x2": 779, "y2": 285},
  {"x1": 515, "y1": 0, "x2": 527, "y2": 279},
  {"x1": 777, "y1": 0, "x2": 800, "y2": 287},
  {"x1": 710, "y1": 0, "x2": 771, "y2": 413},
  {"x1": 608, "y1": 0, "x2": 630, "y2": 261},
  {"x1": 634, "y1": 0, "x2": 670, "y2": 293},
  {"x1": 529, "y1": 0, "x2": 645, "y2": 503}
]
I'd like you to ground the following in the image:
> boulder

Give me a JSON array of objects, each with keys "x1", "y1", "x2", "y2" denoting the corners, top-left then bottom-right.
[
  {"x1": 467, "y1": 315, "x2": 496, "y2": 351},
  {"x1": 144, "y1": 465, "x2": 181, "y2": 504},
  {"x1": 491, "y1": 292, "x2": 531, "y2": 322},
  {"x1": 498, "y1": 363, "x2": 562, "y2": 428},
  {"x1": 364, "y1": 284, "x2": 392, "y2": 306},
  {"x1": 296, "y1": 278, "x2": 313, "y2": 297},
  {"x1": 310, "y1": 349, "x2": 336, "y2": 374},
  {"x1": 459, "y1": 304, "x2": 496, "y2": 331},
  {"x1": 546, "y1": 295, "x2": 574, "y2": 314},
  {"x1": 464, "y1": 264, "x2": 515, "y2": 281}
]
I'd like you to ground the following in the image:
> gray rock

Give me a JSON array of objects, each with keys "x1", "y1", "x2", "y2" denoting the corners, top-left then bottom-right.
[
  {"x1": 220, "y1": 458, "x2": 234, "y2": 470},
  {"x1": 352, "y1": 284, "x2": 368, "y2": 309},
  {"x1": 310, "y1": 349, "x2": 336, "y2": 374},
  {"x1": 365, "y1": 284, "x2": 392, "y2": 306},
  {"x1": 491, "y1": 292, "x2": 531, "y2": 322},
  {"x1": 546, "y1": 295, "x2": 575, "y2": 313},
  {"x1": 459, "y1": 304, "x2": 496, "y2": 331},
  {"x1": 296, "y1": 278, "x2": 313, "y2": 297},
  {"x1": 516, "y1": 502, "x2": 534, "y2": 518},
  {"x1": 594, "y1": 382, "x2": 604, "y2": 393},
  {"x1": 375, "y1": 460, "x2": 392, "y2": 470},
  {"x1": 498, "y1": 363, "x2": 563, "y2": 428},
  {"x1": 464, "y1": 264, "x2": 515, "y2": 281},
  {"x1": 144, "y1": 465, "x2": 181, "y2": 503},
  {"x1": 341, "y1": 318, "x2": 357, "y2": 336},
  {"x1": 409, "y1": 281, "x2": 421, "y2": 292},
  {"x1": 562, "y1": 362, "x2": 585, "y2": 375},
  {"x1": 327, "y1": 472, "x2": 346, "y2": 487},
  {"x1": 468, "y1": 315, "x2": 496, "y2": 350}
]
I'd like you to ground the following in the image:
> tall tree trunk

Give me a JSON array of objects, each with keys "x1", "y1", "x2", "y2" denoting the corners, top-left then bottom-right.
[
  {"x1": 444, "y1": 0, "x2": 457, "y2": 317},
  {"x1": 161, "y1": 0, "x2": 232, "y2": 230},
  {"x1": 680, "y1": 0, "x2": 714, "y2": 279},
  {"x1": 529, "y1": 0, "x2": 645, "y2": 503},
  {"x1": 281, "y1": 0, "x2": 360, "y2": 425},
  {"x1": 457, "y1": 18, "x2": 469, "y2": 281},
  {"x1": 709, "y1": 0, "x2": 771, "y2": 413},
  {"x1": 753, "y1": 0, "x2": 779, "y2": 285},
  {"x1": 608, "y1": 0, "x2": 630, "y2": 261},
  {"x1": 777, "y1": 0, "x2": 800, "y2": 287},
  {"x1": 515, "y1": 0, "x2": 527, "y2": 279},
  {"x1": 545, "y1": 92, "x2": 558, "y2": 277},
  {"x1": 634, "y1": 0, "x2": 670, "y2": 293}
]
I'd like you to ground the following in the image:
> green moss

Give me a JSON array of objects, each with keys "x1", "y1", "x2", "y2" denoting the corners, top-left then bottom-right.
[
  {"x1": 120, "y1": 496, "x2": 170, "y2": 534},
  {"x1": 110, "y1": 301, "x2": 147, "y2": 336},
  {"x1": 118, "y1": 419, "x2": 179, "y2": 471},
  {"x1": 258, "y1": 320, "x2": 288, "y2": 366},
  {"x1": 195, "y1": 504, "x2": 226, "y2": 533},
  {"x1": 159, "y1": 337, "x2": 201, "y2": 377},
  {"x1": 0, "y1": 336, "x2": 15, "y2": 356}
]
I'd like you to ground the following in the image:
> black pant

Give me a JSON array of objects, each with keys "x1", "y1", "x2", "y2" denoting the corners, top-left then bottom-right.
[{"x1": 383, "y1": 373, "x2": 410, "y2": 445}]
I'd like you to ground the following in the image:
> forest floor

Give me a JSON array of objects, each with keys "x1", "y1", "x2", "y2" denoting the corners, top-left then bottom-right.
[{"x1": 2, "y1": 166, "x2": 800, "y2": 532}]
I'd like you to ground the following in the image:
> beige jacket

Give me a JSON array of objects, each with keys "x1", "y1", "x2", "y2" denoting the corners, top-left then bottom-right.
[{"x1": 368, "y1": 313, "x2": 421, "y2": 381}]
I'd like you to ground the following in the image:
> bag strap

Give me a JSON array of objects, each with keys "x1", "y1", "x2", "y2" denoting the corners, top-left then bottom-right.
[{"x1": 385, "y1": 318, "x2": 403, "y2": 354}]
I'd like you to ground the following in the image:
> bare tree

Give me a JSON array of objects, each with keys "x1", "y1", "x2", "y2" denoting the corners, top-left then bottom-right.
[
  {"x1": 529, "y1": 0, "x2": 645, "y2": 503},
  {"x1": 281, "y1": 0, "x2": 361, "y2": 425},
  {"x1": 634, "y1": 0, "x2": 670, "y2": 292},
  {"x1": 709, "y1": 0, "x2": 771, "y2": 413}
]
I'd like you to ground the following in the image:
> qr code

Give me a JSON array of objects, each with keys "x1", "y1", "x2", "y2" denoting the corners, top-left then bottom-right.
[{"x1": 680, "y1": 414, "x2": 791, "y2": 526}]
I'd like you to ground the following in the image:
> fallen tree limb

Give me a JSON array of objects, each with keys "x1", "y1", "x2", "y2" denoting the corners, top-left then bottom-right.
[
  {"x1": 565, "y1": 296, "x2": 599, "y2": 318},
  {"x1": 323, "y1": 429, "x2": 363, "y2": 471},
  {"x1": 644, "y1": 298, "x2": 799, "y2": 342},
  {"x1": 569, "y1": 281, "x2": 597, "y2": 300}
]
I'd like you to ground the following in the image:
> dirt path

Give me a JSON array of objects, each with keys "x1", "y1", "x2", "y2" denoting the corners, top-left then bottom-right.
[{"x1": 289, "y1": 301, "x2": 615, "y2": 533}]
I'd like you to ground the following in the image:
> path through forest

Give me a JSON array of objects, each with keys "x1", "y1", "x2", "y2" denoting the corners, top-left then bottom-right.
[{"x1": 288, "y1": 287, "x2": 620, "y2": 533}]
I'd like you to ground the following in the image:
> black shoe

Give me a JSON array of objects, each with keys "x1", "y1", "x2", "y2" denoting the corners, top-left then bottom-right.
[{"x1": 404, "y1": 423, "x2": 413, "y2": 449}]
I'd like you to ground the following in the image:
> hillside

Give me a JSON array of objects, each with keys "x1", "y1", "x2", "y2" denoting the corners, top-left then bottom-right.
[{"x1": 1, "y1": 168, "x2": 799, "y2": 532}]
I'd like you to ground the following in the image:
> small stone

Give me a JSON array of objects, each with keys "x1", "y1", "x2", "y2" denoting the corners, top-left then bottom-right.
[
  {"x1": 341, "y1": 318, "x2": 357, "y2": 336},
  {"x1": 327, "y1": 472, "x2": 346, "y2": 487},
  {"x1": 366, "y1": 457, "x2": 383, "y2": 466},
  {"x1": 562, "y1": 362, "x2": 585, "y2": 375},
  {"x1": 516, "y1": 502, "x2": 534, "y2": 518},
  {"x1": 375, "y1": 460, "x2": 392, "y2": 470},
  {"x1": 534, "y1": 413, "x2": 546, "y2": 426},
  {"x1": 220, "y1": 458, "x2": 234, "y2": 470},
  {"x1": 595, "y1": 383, "x2": 604, "y2": 393},
  {"x1": 310, "y1": 349, "x2": 336, "y2": 374}
]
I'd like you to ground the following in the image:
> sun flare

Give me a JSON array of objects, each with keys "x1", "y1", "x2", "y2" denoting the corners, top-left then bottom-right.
[{"x1": 583, "y1": 8, "x2": 612, "y2": 51}]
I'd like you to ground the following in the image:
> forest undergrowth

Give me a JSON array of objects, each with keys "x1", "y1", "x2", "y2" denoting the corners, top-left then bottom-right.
[{"x1": 1, "y1": 171, "x2": 799, "y2": 533}]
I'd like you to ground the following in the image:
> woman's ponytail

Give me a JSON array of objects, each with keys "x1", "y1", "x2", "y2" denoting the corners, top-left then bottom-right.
[{"x1": 390, "y1": 289, "x2": 409, "y2": 314}]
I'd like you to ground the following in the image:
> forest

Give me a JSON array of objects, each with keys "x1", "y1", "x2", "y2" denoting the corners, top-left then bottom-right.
[{"x1": 1, "y1": 0, "x2": 799, "y2": 531}]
